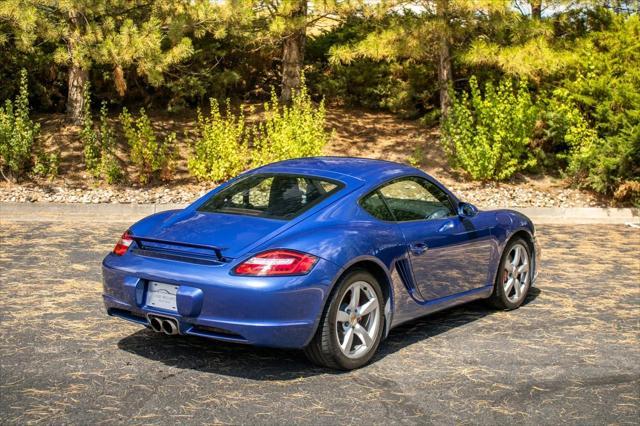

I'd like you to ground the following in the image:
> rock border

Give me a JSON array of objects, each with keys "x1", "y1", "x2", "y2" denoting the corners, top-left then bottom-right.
[{"x1": 1, "y1": 202, "x2": 638, "y2": 225}]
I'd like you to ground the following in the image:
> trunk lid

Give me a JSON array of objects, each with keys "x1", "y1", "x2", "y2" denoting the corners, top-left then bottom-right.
[{"x1": 134, "y1": 211, "x2": 288, "y2": 260}]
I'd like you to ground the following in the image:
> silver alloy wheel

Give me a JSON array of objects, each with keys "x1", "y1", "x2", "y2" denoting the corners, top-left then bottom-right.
[
  {"x1": 335, "y1": 281, "x2": 381, "y2": 359},
  {"x1": 502, "y1": 243, "x2": 530, "y2": 303}
]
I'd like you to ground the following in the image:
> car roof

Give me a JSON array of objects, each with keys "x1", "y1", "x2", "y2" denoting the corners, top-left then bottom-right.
[{"x1": 255, "y1": 156, "x2": 422, "y2": 185}]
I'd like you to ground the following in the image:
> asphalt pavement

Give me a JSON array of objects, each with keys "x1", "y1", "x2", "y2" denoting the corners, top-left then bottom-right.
[{"x1": 0, "y1": 221, "x2": 638, "y2": 425}]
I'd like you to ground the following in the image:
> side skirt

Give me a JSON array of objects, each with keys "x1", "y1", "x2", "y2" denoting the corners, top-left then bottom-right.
[{"x1": 389, "y1": 284, "x2": 493, "y2": 330}]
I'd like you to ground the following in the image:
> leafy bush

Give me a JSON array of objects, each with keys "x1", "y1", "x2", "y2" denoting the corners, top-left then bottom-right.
[
  {"x1": 80, "y1": 86, "x2": 123, "y2": 184},
  {"x1": 252, "y1": 83, "x2": 330, "y2": 167},
  {"x1": 120, "y1": 108, "x2": 175, "y2": 184},
  {"x1": 188, "y1": 78, "x2": 330, "y2": 181},
  {"x1": 97, "y1": 104, "x2": 123, "y2": 184},
  {"x1": 0, "y1": 69, "x2": 41, "y2": 180},
  {"x1": 543, "y1": 89, "x2": 638, "y2": 201},
  {"x1": 188, "y1": 99, "x2": 249, "y2": 182},
  {"x1": 33, "y1": 150, "x2": 59, "y2": 178},
  {"x1": 551, "y1": 15, "x2": 640, "y2": 198},
  {"x1": 442, "y1": 76, "x2": 537, "y2": 181},
  {"x1": 80, "y1": 85, "x2": 101, "y2": 177}
]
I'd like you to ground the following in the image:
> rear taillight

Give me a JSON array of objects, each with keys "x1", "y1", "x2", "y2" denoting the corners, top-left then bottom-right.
[
  {"x1": 233, "y1": 249, "x2": 318, "y2": 276},
  {"x1": 113, "y1": 230, "x2": 134, "y2": 256}
]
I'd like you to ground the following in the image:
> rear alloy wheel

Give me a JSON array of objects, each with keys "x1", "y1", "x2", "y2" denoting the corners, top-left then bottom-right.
[
  {"x1": 490, "y1": 238, "x2": 532, "y2": 310},
  {"x1": 305, "y1": 270, "x2": 384, "y2": 370}
]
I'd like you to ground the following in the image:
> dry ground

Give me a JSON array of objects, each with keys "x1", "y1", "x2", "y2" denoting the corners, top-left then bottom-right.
[
  {"x1": 0, "y1": 222, "x2": 638, "y2": 424},
  {"x1": 0, "y1": 108, "x2": 603, "y2": 207}
]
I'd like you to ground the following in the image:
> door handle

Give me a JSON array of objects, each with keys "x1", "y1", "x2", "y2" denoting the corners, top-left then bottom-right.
[{"x1": 409, "y1": 242, "x2": 429, "y2": 256}]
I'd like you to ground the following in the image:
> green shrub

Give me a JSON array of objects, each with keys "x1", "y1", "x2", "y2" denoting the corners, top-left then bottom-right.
[
  {"x1": 80, "y1": 84, "x2": 101, "y2": 177},
  {"x1": 408, "y1": 145, "x2": 424, "y2": 167},
  {"x1": 97, "y1": 103, "x2": 122, "y2": 184},
  {"x1": 80, "y1": 86, "x2": 123, "y2": 184},
  {"x1": 252, "y1": 82, "x2": 330, "y2": 167},
  {"x1": 545, "y1": 89, "x2": 638, "y2": 197},
  {"x1": 120, "y1": 108, "x2": 175, "y2": 184},
  {"x1": 442, "y1": 76, "x2": 537, "y2": 181},
  {"x1": 549, "y1": 16, "x2": 640, "y2": 197},
  {"x1": 33, "y1": 150, "x2": 59, "y2": 178},
  {"x1": 188, "y1": 99, "x2": 249, "y2": 182},
  {"x1": 0, "y1": 69, "x2": 41, "y2": 180}
]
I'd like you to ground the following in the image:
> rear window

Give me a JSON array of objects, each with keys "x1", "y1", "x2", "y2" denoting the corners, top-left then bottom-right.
[{"x1": 197, "y1": 174, "x2": 344, "y2": 220}]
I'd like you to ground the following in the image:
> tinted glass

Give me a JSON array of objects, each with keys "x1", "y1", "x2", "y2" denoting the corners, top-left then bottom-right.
[
  {"x1": 378, "y1": 177, "x2": 454, "y2": 221},
  {"x1": 198, "y1": 174, "x2": 343, "y2": 220},
  {"x1": 360, "y1": 191, "x2": 395, "y2": 221}
]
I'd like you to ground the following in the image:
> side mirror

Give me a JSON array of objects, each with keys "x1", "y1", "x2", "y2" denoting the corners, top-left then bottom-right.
[{"x1": 457, "y1": 202, "x2": 478, "y2": 218}]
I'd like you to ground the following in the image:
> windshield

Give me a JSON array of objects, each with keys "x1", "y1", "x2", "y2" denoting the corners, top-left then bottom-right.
[{"x1": 197, "y1": 174, "x2": 344, "y2": 220}]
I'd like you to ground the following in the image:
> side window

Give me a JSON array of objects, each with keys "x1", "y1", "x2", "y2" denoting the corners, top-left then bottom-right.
[
  {"x1": 378, "y1": 177, "x2": 455, "y2": 221},
  {"x1": 360, "y1": 191, "x2": 395, "y2": 221}
]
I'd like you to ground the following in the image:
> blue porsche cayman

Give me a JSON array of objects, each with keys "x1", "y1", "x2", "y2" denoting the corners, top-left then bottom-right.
[{"x1": 103, "y1": 157, "x2": 539, "y2": 369}]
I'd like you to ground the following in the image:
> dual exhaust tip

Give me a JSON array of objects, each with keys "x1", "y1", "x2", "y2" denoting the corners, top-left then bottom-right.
[{"x1": 148, "y1": 315, "x2": 179, "y2": 335}]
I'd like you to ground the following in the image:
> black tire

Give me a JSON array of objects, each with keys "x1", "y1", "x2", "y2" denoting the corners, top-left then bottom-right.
[
  {"x1": 304, "y1": 269, "x2": 384, "y2": 370},
  {"x1": 489, "y1": 237, "x2": 532, "y2": 310}
]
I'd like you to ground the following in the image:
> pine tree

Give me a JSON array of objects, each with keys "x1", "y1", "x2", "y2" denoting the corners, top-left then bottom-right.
[
  {"x1": 328, "y1": 1, "x2": 505, "y2": 116},
  {"x1": 0, "y1": 1, "x2": 238, "y2": 123},
  {"x1": 250, "y1": 0, "x2": 362, "y2": 103}
]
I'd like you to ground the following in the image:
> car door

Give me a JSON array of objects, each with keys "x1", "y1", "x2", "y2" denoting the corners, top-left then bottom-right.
[{"x1": 377, "y1": 176, "x2": 493, "y2": 301}]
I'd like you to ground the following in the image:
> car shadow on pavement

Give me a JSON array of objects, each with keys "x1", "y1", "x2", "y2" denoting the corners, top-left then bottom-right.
[
  {"x1": 118, "y1": 288, "x2": 540, "y2": 380},
  {"x1": 374, "y1": 288, "x2": 540, "y2": 362}
]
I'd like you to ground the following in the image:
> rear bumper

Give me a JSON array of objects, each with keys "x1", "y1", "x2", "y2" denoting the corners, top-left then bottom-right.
[
  {"x1": 102, "y1": 254, "x2": 338, "y2": 349},
  {"x1": 104, "y1": 295, "x2": 316, "y2": 347}
]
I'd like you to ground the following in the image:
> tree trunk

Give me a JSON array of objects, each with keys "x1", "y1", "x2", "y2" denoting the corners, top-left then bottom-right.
[
  {"x1": 280, "y1": 0, "x2": 307, "y2": 104},
  {"x1": 66, "y1": 62, "x2": 87, "y2": 124},
  {"x1": 66, "y1": 9, "x2": 87, "y2": 125},
  {"x1": 437, "y1": 0, "x2": 453, "y2": 117},
  {"x1": 531, "y1": 0, "x2": 542, "y2": 20}
]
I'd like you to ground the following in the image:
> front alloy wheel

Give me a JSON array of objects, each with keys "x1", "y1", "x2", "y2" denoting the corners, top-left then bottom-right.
[
  {"x1": 305, "y1": 270, "x2": 384, "y2": 370},
  {"x1": 490, "y1": 238, "x2": 532, "y2": 310}
]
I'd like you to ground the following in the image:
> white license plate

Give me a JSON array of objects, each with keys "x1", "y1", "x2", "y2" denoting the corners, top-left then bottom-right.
[{"x1": 146, "y1": 282, "x2": 179, "y2": 312}]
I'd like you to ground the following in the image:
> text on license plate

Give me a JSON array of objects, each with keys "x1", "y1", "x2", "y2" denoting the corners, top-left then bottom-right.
[{"x1": 146, "y1": 281, "x2": 179, "y2": 312}]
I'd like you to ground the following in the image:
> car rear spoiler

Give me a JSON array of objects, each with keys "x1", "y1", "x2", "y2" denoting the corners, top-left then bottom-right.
[{"x1": 131, "y1": 235, "x2": 225, "y2": 261}]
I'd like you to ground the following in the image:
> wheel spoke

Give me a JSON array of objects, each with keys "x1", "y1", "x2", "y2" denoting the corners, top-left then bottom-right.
[
  {"x1": 512, "y1": 246, "x2": 521, "y2": 266},
  {"x1": 358, "y1": 298, "x2": 377, "y2": 317},
  {"x1": 336, "y1": 310, "x2": 350, "y2": 323},
  {"x1": 504, "y1": 277, "x2": 514, "y2": 295},
  {"x1": 354, "y1": 324, "x2": 373, "y2": 347},
  {"x1": 349, "y1": 284, "x2": 360, "y2": 312},
  {"x1": 517, "y1": 261, "x2": 528, "y2": 275},
  {"x1": 340, "y1": 327, "x2": 354, "y2": 352},
  {"x1": 514, "y1": 280, "x2": 522, "y2": 299}
]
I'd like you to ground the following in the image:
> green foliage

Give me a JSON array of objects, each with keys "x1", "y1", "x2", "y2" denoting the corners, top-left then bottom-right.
[
  {"x1": 534, "y1": 14, "x2": 640, "y2": 197},
  {"x1": 0, "y1": 69, "x2": 41, "y2": 180},
  {"x1": 408, "y1": 145, "x2": 424, "y2": 168},
  {"x1": 80, "y1": 85, "x2": 123, "y2": 184},
  {"x1": 443, "y1": 76, "x2": 537, "y2": 181},
  {"x1": 252, "y1": 83, "x2": 330, "y2": 167},
  {"x1": 33, "y1": 150, "x2": 59, "y2": 178},
  {"x1": 307, "y1": 16, "x2": 438, "y2": 117},
  {"x1": 120, "y1": 108, "x2": 175, "y2": 184},
  {"x1": 542, "y1": 89, "x2": 639, "y2": 198},
  {"x1": 81, "y1": 85, "x2": 101, "y2": 177},
  {"x1": 188, "y1": 99, "x2": 249, "y2": 181},
  {"x1": 97, "y1": 104, "x2": 123, "y2": 185},
  {"x1": 559, "y1": 15, "x2": 640, "y2": 196}
]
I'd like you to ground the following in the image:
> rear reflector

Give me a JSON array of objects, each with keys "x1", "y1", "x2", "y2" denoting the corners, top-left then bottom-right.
[
  {"x1": 233, "y1": 249, "x2": 318, "y2": 276},
  {"x1": 113, "y1": 230, "x2": 134, "y2": 256}
]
